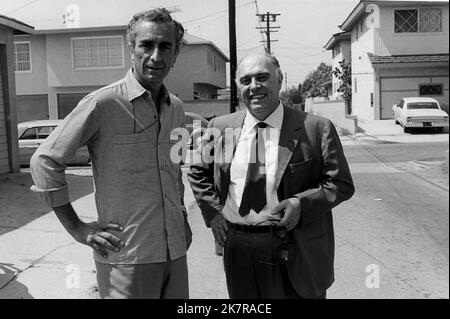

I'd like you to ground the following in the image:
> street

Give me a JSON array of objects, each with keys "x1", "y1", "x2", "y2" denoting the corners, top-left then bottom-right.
[
  {"x1": 0, "y1": 141, "x2": 448, "y2": 299},
  {"x1": 328, "y1": 142, "x2": 449, "y2": 298}
]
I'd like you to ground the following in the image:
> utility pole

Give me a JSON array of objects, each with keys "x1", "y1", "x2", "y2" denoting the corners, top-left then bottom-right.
[
  {"x1": 256, "y1": 12, "x2": 280, "y2": 54},
  {"x1": 228, "y1": 0, "x2": 238, "y2": 113}
]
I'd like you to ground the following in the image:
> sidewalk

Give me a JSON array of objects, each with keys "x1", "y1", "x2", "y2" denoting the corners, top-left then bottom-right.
[
  {"x1": 0, "y1": 169, "x2": 228, "y2": 299},
  {"x1": 340, "y1": 118, "x2": 449, "y2": 146}
]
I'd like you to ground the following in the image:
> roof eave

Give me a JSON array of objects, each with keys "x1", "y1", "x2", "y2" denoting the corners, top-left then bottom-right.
[
  {"x1": 324, "y1": 32, "x2": 350, "y2": 50},
  {"x1": 0, "y1": 15, "x2": 34, "y2": 34}
]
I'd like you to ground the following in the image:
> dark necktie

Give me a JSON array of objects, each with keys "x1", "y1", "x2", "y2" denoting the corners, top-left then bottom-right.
[{"x1": 239, "y1": 122, "x2": 268, "y2": 216}]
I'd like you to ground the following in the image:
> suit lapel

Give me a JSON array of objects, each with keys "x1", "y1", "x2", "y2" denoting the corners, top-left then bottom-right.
[
  {"x1": 275, "y1": 106, "x2": 304, "y2": 189},
  {"x1": 217, "y1": 111, "x2": 246, "y2": 203}
]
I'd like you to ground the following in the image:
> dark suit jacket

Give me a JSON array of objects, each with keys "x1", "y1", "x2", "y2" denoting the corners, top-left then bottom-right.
[{"x1": 187, "y1": 106, "x2": 355, "y2": 298}]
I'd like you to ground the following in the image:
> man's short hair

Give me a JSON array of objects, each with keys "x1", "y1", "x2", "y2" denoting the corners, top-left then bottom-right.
[
  {"x1": 127, "y1": 8, "x2": 185, "y2": 56},
  {"x1": 236, "y1": 52, "x2": 284, "y2": 84}
]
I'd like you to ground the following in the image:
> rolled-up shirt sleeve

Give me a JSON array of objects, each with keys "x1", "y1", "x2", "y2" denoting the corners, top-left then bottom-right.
[{"x1": 30, "y1": 94, "x2": 100, "y2": 207}]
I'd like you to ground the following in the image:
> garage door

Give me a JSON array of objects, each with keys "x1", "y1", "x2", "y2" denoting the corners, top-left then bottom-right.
[
  {"x1": 0, "y1": 60, "x2": 10, "y2": 174},
  {"x1": 57, "y1": 93, "x2": 89, "y2": 119},
  {"x1": 380, "y1": 76, "x2": 449, "y2": 119},
  {"x1": 17, "y1": 94, "x2": 49, "y2": 122}
]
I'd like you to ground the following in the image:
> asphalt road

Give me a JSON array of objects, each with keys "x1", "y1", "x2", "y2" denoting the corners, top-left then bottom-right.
[{"x1": 327, "y1": 142, "x2": 449, "y2": 298}]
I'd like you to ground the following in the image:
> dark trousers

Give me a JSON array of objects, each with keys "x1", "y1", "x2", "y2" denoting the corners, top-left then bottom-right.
[{"x1": 223, "y1": 226, "x2": 326, "y2": 299}]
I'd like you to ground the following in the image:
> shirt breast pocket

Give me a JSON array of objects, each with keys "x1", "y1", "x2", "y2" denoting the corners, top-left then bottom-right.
[{"x1": 113, "y1": 134, "x2": 150, "y2": 173}]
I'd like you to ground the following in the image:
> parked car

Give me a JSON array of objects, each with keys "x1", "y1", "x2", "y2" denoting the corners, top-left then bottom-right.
[
  {"x1": 17, "y1": 120, "x2": 90, "y2": 166},
  {"x1": 18, "y1": 114, "x2": 209, "y2": 167},
  {"x1": 185, "y1": 112, "x2": 209, "y2": 149},
  {"x1": 392, "y1": 97, "x2": 449, "y2": 133}
]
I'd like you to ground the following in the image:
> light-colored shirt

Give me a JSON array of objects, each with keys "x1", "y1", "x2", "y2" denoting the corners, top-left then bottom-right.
[
  {"x1": 222, "y1": 102, "x2": 283, "y2": 225},
  {"x1": 30, "y1": 69, "x2": 187, "y2": 264}
]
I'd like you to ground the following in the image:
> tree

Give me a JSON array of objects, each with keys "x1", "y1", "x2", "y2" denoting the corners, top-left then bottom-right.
[
  {"x1": 332, "y1": 59, "x2": 352, "y2": 113},
  {"x1": 309, "y1": 62, "x2": 332, "y2": 98},
  {"x1": 300, "y1": 62, "x2": 332, "y2": 100},
  {"x1": 280, "y1": 84, "x2": 303, "y2": 107}
]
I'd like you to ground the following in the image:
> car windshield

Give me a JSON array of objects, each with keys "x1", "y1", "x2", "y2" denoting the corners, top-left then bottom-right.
[{"x1": 407, "y1": 102, "x2": 439, "y2": 110}]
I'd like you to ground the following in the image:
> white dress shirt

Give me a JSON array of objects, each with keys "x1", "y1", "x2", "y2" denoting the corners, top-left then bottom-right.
[{"x1": 222, "y1": 102, "x2": 284, "y2": 225}]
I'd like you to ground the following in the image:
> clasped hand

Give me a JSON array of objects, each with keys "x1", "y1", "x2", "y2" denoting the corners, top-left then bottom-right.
[
  {"x1": 74, "y1": 221, "x2": 125, "y2": 259},
  {"x1": 210, "y1": 197, "x2": 301, "y2": 246}
]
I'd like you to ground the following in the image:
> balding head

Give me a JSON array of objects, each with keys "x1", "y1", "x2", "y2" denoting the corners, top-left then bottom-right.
[
  {"x1": 235, "y1": 53, "x2": 283, "y2": 121},
  {"x1": 236, "y1": 53, "x2": 283, "y2": 85}
]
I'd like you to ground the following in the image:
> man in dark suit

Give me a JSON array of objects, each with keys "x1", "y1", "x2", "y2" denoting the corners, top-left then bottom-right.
[{"x1": 187, "y1": 53, "x2": 354, "y2": 299}]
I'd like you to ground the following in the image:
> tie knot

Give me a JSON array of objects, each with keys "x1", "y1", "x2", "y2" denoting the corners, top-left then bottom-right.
[{"x1": 256, "y1": 122, "x2": 268, "y2": 129}]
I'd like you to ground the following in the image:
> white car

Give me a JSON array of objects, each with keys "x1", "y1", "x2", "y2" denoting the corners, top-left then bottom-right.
[
  {"x1": 17, "y1": 120, "x2": 90, "y2": 166},
  {"x1": 392, "y1": 97, "x2": 449, "y2": 133}
]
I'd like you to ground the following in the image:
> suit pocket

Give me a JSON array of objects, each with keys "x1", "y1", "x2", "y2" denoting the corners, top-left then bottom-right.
[
  {"x1": 289, "y1": 158, "x2": 312, "y2": 173},
  {"x1": 113, "y1": 134, "x2": 149, "y2": 172}
]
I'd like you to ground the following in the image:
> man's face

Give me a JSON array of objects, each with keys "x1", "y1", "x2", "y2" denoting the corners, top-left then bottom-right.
[
  {"x1": 236, "y1": 55, "x2": 282, "y2": 121},
  {"x1": 131, "y1": 21, "x2": 178, "y2": 92}
]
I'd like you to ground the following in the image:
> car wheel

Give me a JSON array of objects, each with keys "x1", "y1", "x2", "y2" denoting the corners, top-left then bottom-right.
[
  {"x1": 403, "y1": 126, "x2": 409, "y2": 133},
  {"x1": 435, "y1": 127, "x2": 443, "y2": 133}
]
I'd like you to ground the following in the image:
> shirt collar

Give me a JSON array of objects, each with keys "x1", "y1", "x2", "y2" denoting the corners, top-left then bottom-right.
[
  {"x1": 243, "y1": 101, "x2": 284, "y2": 131},
  {"x1": 125, "y1": 69, "x2": 171, "y2": 105}
]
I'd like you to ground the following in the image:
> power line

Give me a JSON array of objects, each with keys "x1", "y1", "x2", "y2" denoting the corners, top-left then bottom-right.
[
  {"x1": 6, "y1": 0, "x2": 41, "y2": 15},
  {"x1": 182, "y1": 1, "x2": 252, "y2": 25}
]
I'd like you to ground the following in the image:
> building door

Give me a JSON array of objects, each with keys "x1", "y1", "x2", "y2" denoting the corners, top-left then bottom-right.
[
  {"x1": 0, "y1": 44, "x2": 11, "y2": 174},
  {"x1": 57, "y1": 93, "x2": 88, "y2": 119}
]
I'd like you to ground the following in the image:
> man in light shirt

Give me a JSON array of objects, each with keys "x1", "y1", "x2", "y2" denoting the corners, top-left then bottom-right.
[
  {"x1": 30, "y1": 8, "x2": 191, "y2": 299},
  {"x1": 188, "y1": 53, "x2": 355, "y2": 299}
]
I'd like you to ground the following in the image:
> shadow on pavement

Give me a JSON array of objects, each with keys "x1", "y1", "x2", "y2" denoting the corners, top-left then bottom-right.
[
  {"x1": 0, "y1": 263, "x2": 34, "y2": 299},
  {"x1": 0, "y1": 172, "x2": 94, "y2": 237}
]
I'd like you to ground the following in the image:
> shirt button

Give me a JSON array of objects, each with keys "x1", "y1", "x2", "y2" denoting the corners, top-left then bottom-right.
[{"x1": 154, "y1": 115, "x2": 157, "y2": 119}]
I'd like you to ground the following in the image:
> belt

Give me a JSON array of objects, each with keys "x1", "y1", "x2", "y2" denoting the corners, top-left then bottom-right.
[{"x1": 228, "y1": 222, "x2": 282, "y2": 233}]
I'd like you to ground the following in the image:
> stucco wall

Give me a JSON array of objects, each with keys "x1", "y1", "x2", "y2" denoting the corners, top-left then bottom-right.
[
  {"x1": 165, "y1": 44, "x2": 227, "y2": 100},
  {"x1": 376, "y1": 5, "x2": 449, "y2": 56},
  {"x1": 305, "y1": 97, "x2": 357, "y2": 135},
  {"x1": 14, "y1": 34, "x2": 48, "y2": 94},
  {"x1": 45, "y1": 31, "x2": 129, "y2": 88},
  {"x1": 351, "y1": 19, "x2": 376, "y2": 120}
]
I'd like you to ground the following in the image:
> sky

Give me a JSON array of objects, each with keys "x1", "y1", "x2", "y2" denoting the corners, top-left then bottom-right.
[{"x1": 0, "y1": 0, "x2": 360, "y2": 89}]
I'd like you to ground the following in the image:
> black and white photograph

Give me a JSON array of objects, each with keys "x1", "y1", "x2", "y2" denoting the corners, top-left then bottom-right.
[{"x1": 0, "y1": 0, "x2": 448, "y2": 302}]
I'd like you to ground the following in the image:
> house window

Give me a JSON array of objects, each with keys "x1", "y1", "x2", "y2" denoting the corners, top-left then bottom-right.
[
  {"x1": 72, "y1": 36, "x2": 124, "y2": 70},
  {"x1": 395, "y1": 8, "x2": 442, "y2": 33},
  {"x1": 354, "y1": 77, "x2": 357, "y2": 93},
  {"x1": 14, "y1": 42, "x2": 31, "y2": 72},
  {"x1": 419, "y1": 84, "x2": 443, "y2": 96},
  {"x1": 370, "y1": 93, "x2": 374, "y2": 107}
]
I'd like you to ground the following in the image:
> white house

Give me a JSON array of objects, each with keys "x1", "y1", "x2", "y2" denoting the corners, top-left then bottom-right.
[
  {"x1": 330, "y1": 0, "x2": 449, "y2": 120},
  {"x1": 324, "y1": 31, "x2": 351, "y2": 102}
]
